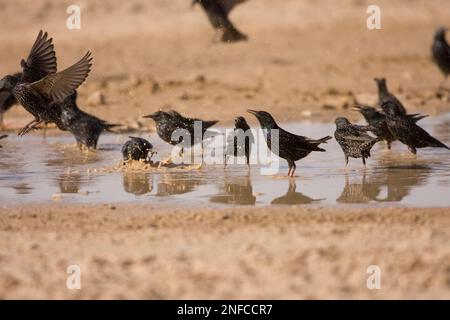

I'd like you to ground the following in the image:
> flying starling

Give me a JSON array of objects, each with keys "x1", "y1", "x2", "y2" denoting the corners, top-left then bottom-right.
[
  {"x1": 60, "y1": 92, "x2": 119, "y2": 150},
  {"x1": 143, "y1": 110, "x2": 218, "y2": 154},
  {"x1": 353, "y1": 104, "x2": 427, "y2": 149},
  {"x1": 0, "y1": 134, "x2": 7, "y2": 148},
  {"x1": 432, "y1": 27, "x2": 450, "y2": 84},
  {"x1": 0, "y1": 72, "x2": 21, "y2": 128},
  {"x1": 193, "y1": 0, "x2": 248, "y2": 42},
  {"x1": 0, "y1": 30, "x2": 92, "y2": 136},
  {"x1": 381, "y1": 100, "x2": 450, "y2": 154},
  {"x1": 225, "y1": 116, "x2": 254, "y2": 167},
  {"x1": 334, "y1": 117, "x2": 381, "y2": 166},
  {"x1": 247, "y1": 109, "x2": 331, "y2": 177},
  {"x1": 122, "y1": 136, "x2": 154, "y2": 161}
]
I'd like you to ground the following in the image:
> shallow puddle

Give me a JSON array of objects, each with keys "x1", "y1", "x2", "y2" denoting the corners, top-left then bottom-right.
[{"x1": 0, "y1": 113, "x2": 449, "y2": 207}]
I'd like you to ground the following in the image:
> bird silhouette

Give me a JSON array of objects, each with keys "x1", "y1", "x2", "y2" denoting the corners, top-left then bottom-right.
[
  {"x1": 0, "y1": 30, "x2": 92, "y2": 136},
  {"x1": 225, "y1": 116, "x2": 254, "y2": 167},
  {"x1": 193, "y1": 0, "x2": 248, "y2": 42},
  {"x1": 60, "y1": 92, "x2": 119, "y2": 150},
  {"x1": 334, "y1": 117, "x2": 380, "y2": 166},
  {"x1": 381, "y1": 100, "x2": 449, "y2": 154},
  {"x1": 247, "y1": 109, "x2": 331, "y2": 177},
  {"x1": 432, "y1": 27, "x2": 450, "y2": 86}
]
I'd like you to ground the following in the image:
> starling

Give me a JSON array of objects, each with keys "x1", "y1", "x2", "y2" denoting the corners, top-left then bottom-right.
[
  {"x1": 143, "y1": 110, "x2": 218, "y2": 154},
  {"x1": 0, "y1": 134, "x2": 7, "y2": 148},
  {"x1": 60, "y1": 92, "x2": 119, "y2": 149},
  {"x1": 225, "y1": 116, "x2": 254, "y2": 167},
  {"x1": 247, "y1": 109, "x2": 332, "y2": 177},
  {"x1": 334, "y1": 117, "x2": 381, "y2": 166},
  {"x1": 353, "y1": 105, "x2": 427, "y2": 149},
  {"x1": 374, "y1": 78, "x2": 407, "y2": 115},
  {"x1": 0, "y1": 72, "x2": 21, "y2": 128},
  {"x1": 193, "y1": 0, "x2": 248, "y2": 42},
  {"x1": 431, "y1": 27, "x2": 450, "y2": 84},
  {"x1": 0, "y1": 30, "x2": 92, "y2": 136},
  {"x1": 381, "y1": 100, "x2": 449, "y2": 154},
  {"x1": 122, "y1": 136, "x2": 154, "y2": 162}
]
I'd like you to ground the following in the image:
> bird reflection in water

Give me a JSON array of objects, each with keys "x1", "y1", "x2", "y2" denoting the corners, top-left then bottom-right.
[
  {"x1": 271, "y1": 180, "x2": 323, "y2": 205},
  {"x1": 336, "y1": 173, "x2": 381, "y2": 203},
  {"x1": 156, "y1": 173, "x2": 201, "y2": 196},
  {"x1": 210, "y1": 176, "x2": 255, "y2": 205},
  {"x1": 122, "y1": 172, "x2": 153, "y2": 195},
  {"x1": 58, "y1": 173, "x2": 85, "y2": 193}
]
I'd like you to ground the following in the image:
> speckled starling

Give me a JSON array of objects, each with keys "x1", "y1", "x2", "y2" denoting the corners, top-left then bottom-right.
[
  {"x1": 60, "y1": 92, "x2": 119, "y2": 149},
  {"x1": 381, "y1": 100, "x2": 449, "y2": 154},
  {"x1": 0, "y1": 30, "x2": 92, "y2": 136},
  {"x1": 247, "y1": 109, "x2": 331, "y2": 177},
  {"x1": 334, "y1": 117, "x2": 381, "y2": 166},
  {"x1": 122, "y1": 136, "x2": 154, "y2": 161},
  {"x1": 353, "y1": 104, "x2": 427, "y2": 149},
  {"x1": 193, "y1": 0, "x2": 248, "y2": 42},
  {"x1": 225, "y1": 116, "x2": 254, "y2": 167},
  {"x1": 143, "y1": 110, "x2": 218, "y2": 154}
]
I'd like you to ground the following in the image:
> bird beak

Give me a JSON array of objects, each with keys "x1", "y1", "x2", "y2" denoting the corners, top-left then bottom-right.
[
  {"x1": 246, "y1": 109, "x2": 258, "y2": 115},
  {"x1": 142, "y1": 114, "x2": 154, "y2": 119},
  {"x1": 352, "y1": 105, "x2": 363, "y2": 112}
]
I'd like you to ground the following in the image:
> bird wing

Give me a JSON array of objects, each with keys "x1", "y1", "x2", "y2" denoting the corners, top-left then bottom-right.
[
  {"x1": 21, "y1": 30, "x2": 57, "y2": 83},
  {"x1": 343, "y1": 126, "x2": 377, "y2": 142},
  {"x1": 30, "y1": 52, "x2": 92, "y2": 102},
  {"x1": 221, "y1": 0, "x2": 247, "y2": 14}
]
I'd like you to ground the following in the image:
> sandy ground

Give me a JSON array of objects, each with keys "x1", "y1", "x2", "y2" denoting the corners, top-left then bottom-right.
[{"x1": 1, "y1": 0, "x2": 450, "y2": 299}]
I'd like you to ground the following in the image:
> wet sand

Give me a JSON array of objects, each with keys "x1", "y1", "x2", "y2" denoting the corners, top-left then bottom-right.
[{"x1": 1, "y1": 0, "x2": 450, "y2": 299}]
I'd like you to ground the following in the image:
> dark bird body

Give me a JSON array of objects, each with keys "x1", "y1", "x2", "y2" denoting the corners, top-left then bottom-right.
[
  {"x1": 0, "y1": 72, "x2": 21, "y2": 127},
  {"x1": 334, "y1": 117, "x2": 380, "y2": 166},
  {"x1": 381, "y1": 101, "x2": 449, "y2": 154},
  {"x1": 0, "y1": 31, "x2": 93, "y2": 136},
  {"x1": 353, "y1": 105, "x2": 427, "y2": 149},
  {"x1": 247, "y1": 110, "x2": 331, "y2": 177},
  {"x1": 60, "y1": 92, "x2": 118, "y2": 149},
  {"x1": 432, "y1": 27, "x2": 450, "y2": 81},
  {"x1": 0, "y1": 134, "x2": 7, "y2": 148},
  {"x1": 122, "y1": 137, "x2": 154, "y2": 161},
  {"x1": 193, "y1": 0, "x2": 248, "y2": 42},
  {"x1": 374, "y1": 78, "x2": 407, "y2": 115},
  {"x1": 225, "y1": 116, "x2": 253, "y2": 166},
  {"x1": 143, "y1": 110, "x2": 218, "y2": 151}
]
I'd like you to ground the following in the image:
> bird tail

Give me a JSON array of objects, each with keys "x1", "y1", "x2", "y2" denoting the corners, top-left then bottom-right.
[
  {"x1": 0, "y1": 134, "x2": 7, "y2": 140},
  {"x1": 409, "y1": 113, "x2": 428, "y2": 123},
  {"x1": 317, "y1": 136, "x2": 332, "y2": 143},
  {"x1": 103, "y1": 123, "x2": 121, "y2": 133},
  {"x1": 222, "y1": 27, "x2": 248, "y2": 43}
]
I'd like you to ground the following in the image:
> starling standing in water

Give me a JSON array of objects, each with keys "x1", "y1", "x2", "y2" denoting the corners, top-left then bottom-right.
[
  {"x1": 193, "y1": 0, "x2": 248, "y2": 42},
  {"x1": 381, "y1": 100, "x2": 449, "y2": 154},
  {"x1": 143, "y1": 110, "x2": 218, "y2": 154},
  {"x1": 60, "y1": 92, "x2": 119, "y2": 149},
  {"x1": 334, "y1": 117, "x2": 381, "y2": 166},
  {"x1": 353, "y1": 105, "x2": 427, "y2": 149},
  {"x1": 0, "y1": 72, "x2": 21, "y2": 128},
  {"x1": 432, "y1": 27, "x2": 450, "y2": 85},
  {"x1": 0, "y1": 134, "x2": 7, "y2": 148},
  {"x1": 0, "y1": 30, "x2": 92, "y2": 136},
  {"x1": 247, "y1": 110, "x2": 331, "y2": 177},
  {"x1": 225, "y1": 116, "x2": 254, "y2": 167},
  {"x1": 122, "y1": 137, "x2": 154, "y2": 161}
]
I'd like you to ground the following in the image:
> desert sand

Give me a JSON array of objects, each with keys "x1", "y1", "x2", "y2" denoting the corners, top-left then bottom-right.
[{"x1": 0, "y1": 0, "x2": 450, "y2": 299}]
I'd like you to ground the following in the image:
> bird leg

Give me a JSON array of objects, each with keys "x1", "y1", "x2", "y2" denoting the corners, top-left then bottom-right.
[
  {"x1": 18, "y1": 119, "x2": 43, "y2": 136},
  {"x1": 362, "y1": 157, "x2": 367, "y2": 167},
  {"x1": 387, "y1": 141, "x2": 391, "y2": 150},
  {"x1": 289, "y1": 162, "x2": 296, "y2": 177},
  {"x1": 345, "y1": 155, "x2": 349, "y2": 167}
]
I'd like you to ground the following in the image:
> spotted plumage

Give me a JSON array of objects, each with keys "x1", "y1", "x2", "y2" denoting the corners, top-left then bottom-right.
[
  {"x1": 143, "y1": 110, "x2": 218, "y2": 154},
  {"x1": 225, "y1": 116, "x2": 254, "y2": 167},
  {"x1": 0, "y1": 30, "x2": 92, "y2": 136},
  {"x1": 381, "y1": 100, "x2": 449, "y2": 154},
  {"x1": 122, "y1": 137, "x2": 154, "y2": 161},
  {"x1": 247, "y1": 109, "x2": 331, "y2": 177},
  {"x1": 334, "y1": 117, "x2": 380, "y2": 166},
  {"x1": 60, "y1": 92, "x2": 119, "y2": 150}
]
